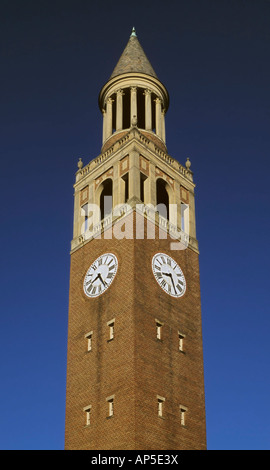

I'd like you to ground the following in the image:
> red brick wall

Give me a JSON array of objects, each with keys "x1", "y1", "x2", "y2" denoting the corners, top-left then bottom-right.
[{"x1": 65, "y1": 213, "x2": 206, "y2": 450}]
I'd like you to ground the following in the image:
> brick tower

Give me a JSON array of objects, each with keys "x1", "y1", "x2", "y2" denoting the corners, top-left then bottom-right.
[{"x1": 65, "y1": 28, "x2": 207, "y2": 450}]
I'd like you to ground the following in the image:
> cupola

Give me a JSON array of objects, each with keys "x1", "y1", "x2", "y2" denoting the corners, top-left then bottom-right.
[{"x1": 99, "y1": 28, "x2": 169, "y2": 153}]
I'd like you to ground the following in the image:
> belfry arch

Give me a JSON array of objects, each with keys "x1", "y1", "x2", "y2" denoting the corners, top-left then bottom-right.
[
  {"x1": 156, "y1": 178, "x2": 171, "y2": 221},
  {"x1": 98, "y1": 178, "x2": 113, "y2": 221}
]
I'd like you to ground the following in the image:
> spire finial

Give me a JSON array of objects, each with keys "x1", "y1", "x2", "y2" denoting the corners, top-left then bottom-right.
[{"x1": 130, "y1": 27, "x2": 137, "y2": 37}]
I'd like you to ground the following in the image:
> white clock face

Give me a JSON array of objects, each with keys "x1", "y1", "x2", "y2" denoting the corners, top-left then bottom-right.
[
  {"x1": 83, "y1": 253, "x2": 118, "y2": 298},
  {"x1": 152, "y1": 253, "x2": 186, "y2": 298}
]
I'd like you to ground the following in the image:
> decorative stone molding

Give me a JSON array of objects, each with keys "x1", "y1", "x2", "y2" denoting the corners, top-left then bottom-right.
[
  {"x1": 70, "y1": 201, "x2": 192, "y2": 255},
  {"x1": 143, "y1": 88, "x2": 151, "y2": 96},
  {"x1": 95, "y1": 167, "x2": 114, "y2": 189},
  {"x1": 119, "y1": 156, "x2": 129, "y2": 176},
  {"x1": 75, "y1": 127, "x2": 193, "y2": 186},
  {"x1": 116, "y1": 88, "x2": 125, "y2": 96},
  {"x1": 155, "y1": 167, "x2": 175, "y2": 189},
  {"x1": 180, "y1": 185, "x2": 189, "y2": 204},
  {"x1": 80, "y1": 186, "x2": 89, "y2": 206},
  {"x1": 139, "y1": 155, "x2": 149, "y2": 176}
]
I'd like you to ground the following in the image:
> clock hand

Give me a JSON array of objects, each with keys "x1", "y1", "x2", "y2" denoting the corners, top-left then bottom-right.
[
  {"x1": 170, "y1": 274, "x2": 177, "y2": 294},
  {"x1": 162, "y1": 272, "x2": 177, "y2": 294},
  {"x1": 97, "y1": 273, "x2": 107, "y2": 287}
]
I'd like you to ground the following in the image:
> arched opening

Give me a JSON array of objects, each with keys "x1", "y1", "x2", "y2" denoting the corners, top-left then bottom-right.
[
  {"x1": 140, "y1": 173, "x2": 147, "y2": 203},
  {"x1": 100, "y1": 179, "x2": 113, "y2": 221},
  {"x1": 156, "y1": 178, "x2": 169, "y2": 220}
]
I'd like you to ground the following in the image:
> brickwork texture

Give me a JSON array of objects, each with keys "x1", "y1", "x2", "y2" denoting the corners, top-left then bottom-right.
[{"x1": 65, "y1": 213, "x2": 206, "y2": 450}]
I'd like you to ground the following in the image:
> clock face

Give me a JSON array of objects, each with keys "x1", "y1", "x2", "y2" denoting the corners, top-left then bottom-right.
[
  {"x1": 152, "y1": 253, "x2": 186, "y2": 298},
  {"x1": 83, "y1": 253, "x2": 118, "y2": 298}
]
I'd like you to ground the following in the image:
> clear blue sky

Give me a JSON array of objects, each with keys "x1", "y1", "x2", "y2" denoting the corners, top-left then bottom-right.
[{"x1": 0, "y1": 0, "x2": 269, "y2": 450}]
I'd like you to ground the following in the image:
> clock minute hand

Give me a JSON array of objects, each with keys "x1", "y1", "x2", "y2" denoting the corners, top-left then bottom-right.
[
  {"x1": 170, "y1": 274, "x2": 177, "y2": 295},
  {"x1": 162, "y1": 272, "x2": 177, "y2": 294}
]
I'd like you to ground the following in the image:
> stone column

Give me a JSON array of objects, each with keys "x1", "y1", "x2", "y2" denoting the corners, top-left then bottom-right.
[
  {"x1": 116, "y1": 89, "x2": 124, "y2": 131},
  {"x1": 144, "y1": 161, "x2": 156, "y2": 206},
  {"x1": 155, "y1": 98, "x2": 162, "y2": 138},
  {"x1": 128, "y1": 150, "x2": 140, "y2": 201},
  {"x1": 161, "y1": 109, "x2": 166, "y2": 142},
  {"x1": 144, "y1": 89, "x2": 152, "y2": 131},
  {"x1": 188, "y1": 191, "x2": 196, "y2": 239},
  {"x1": 73, "y1": 190, "x2": 80, "y2": 238},
  {"x1": 102, "y1": 109, "x2": 106, "y2": 144},
  {"x1": 172, "y1": 181, "x2": 180, "y2": 228},
  {"x1": 113, "y1": 162, "x2": 120, "y2": 207},
  {"x1": 119, "y1": 177, "x2": 126, "y2": 205},
  {"x1": 105, "y1": 97, "x2": 114, "y2": 140},
  {"x1": 130, "y1": 87, "x2": 137, "y2": 126}
]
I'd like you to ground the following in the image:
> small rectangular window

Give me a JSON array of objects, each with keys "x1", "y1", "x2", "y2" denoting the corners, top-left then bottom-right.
[
  {"x1": 107, "y1": 319, "x2": 115, "y2": 341},
  {"x1": 85, "y1": 331, "x2": 93, "y2": 351},
  {"x1": 83, "y1": 405, "x2": 92, "y2": 426},
  {"x1": 156, "y1": 320, "x2": 163, "y2": 340},
  {"x1": 108, "y1": 399, "x2": 114, "y2": 417},
  {"x1": 106, "y1": 395, "x2": 115, "y2": 417},
  {"x1": 180, "y1": 405, "x2": 187, "y2": 426},
  {"x1": 178, "y1": 332, "x2": 185, "y2": 352},
  {"x1": 157, "y1": 396, "x2": 165, "y2": 418}
]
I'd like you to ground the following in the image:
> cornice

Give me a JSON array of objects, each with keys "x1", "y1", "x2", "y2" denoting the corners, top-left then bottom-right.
[
  {"x1": 70, "y1": 203, "x2": 199, "y2": 256},
  {"x1": 74, "y1": 127, "x2": 194, "y2": 190},
  {"x1": 98, "y1": 72, "x2": 169, "y2": 112}
]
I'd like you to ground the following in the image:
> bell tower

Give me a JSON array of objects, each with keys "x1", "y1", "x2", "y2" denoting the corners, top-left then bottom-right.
[{"x1": 65, "y1": 28, "x2": 206, "y2": 450}]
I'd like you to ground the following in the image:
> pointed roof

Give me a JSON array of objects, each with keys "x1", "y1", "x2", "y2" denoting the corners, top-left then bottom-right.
[{"x1": 110, "y1": 28, "x2": 158, "y2": 79}]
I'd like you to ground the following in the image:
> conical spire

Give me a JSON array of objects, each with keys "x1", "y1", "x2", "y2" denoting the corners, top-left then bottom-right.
[{"x1": 110, "y1": 28, "x2": 158, "y2": 79}]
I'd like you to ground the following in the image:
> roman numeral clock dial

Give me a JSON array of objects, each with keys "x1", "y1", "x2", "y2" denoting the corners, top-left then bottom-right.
[
  {"x1": 152, "y1": 253, "x2": 186, "y2": 298},
  {"x1": 83, "y1": 253, "x2": 118, "y2": 298}
]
